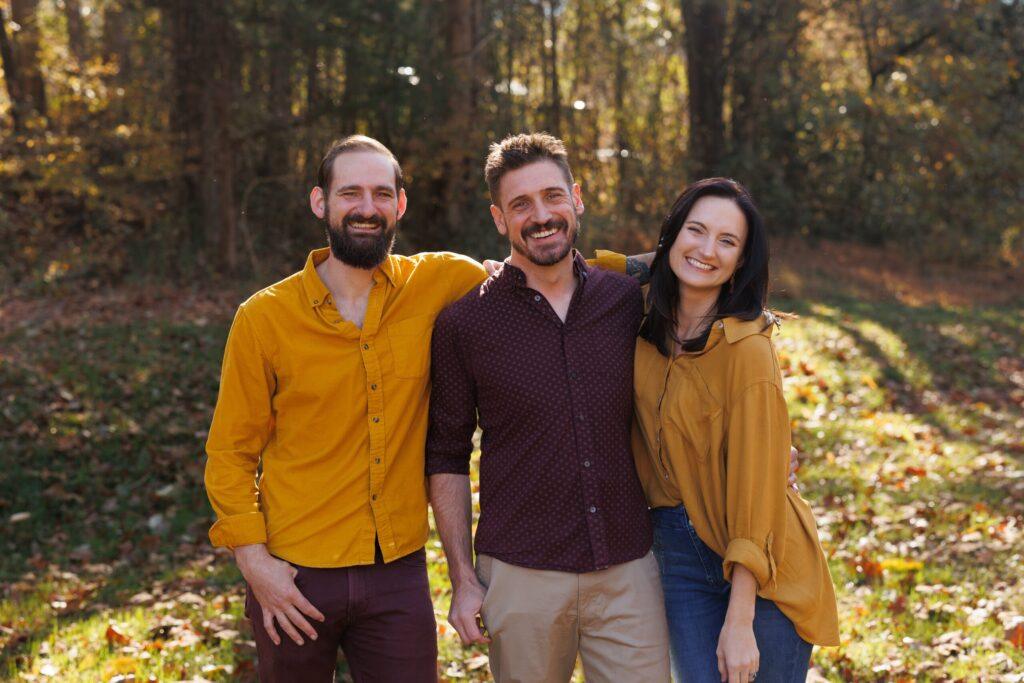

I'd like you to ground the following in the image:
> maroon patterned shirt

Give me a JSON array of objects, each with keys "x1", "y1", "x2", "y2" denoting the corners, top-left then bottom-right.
[{"x1": 426, "y1": 252, "x2": 652, "y2": 572}]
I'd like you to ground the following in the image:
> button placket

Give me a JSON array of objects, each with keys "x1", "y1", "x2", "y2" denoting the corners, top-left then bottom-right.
[
  {"x1": 360, "y1": 278, "x2": 390, "y2": 544},
  {"x1": 563, "y1": 330, "x2": 609, "y2": 569}
]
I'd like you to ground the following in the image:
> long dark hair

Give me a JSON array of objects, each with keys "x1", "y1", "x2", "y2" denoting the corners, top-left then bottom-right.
[{"x1": 638, "y1": 178, "x2": 769, "y2": 356}]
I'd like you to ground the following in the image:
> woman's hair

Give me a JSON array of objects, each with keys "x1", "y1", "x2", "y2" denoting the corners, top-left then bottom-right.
[{"x1": 638, "y1": 177, "x2": 769, "y2": 356}]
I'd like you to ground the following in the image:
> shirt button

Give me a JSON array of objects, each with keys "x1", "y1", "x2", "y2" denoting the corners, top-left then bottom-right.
[
  {"x1": 717, "y1": 321, "x2": 724, "y2": 329},
  {"x1": 371, "y1": 384, "x2": 377, "y2": 390},
  {"x1": 583, "y1": 460, "x2": 591, "y2": 468},
  {"x1": 372, "y1": 417, "x2": 380, "y2": 423},
  {"x1": 363, "y1": 343, "x2": 370, "y2": 350},
  {"x1": 375, "y1": 458, "x2": 381, "y2": 464},
  {"x1": 569, "y1": 371, "x2": 578, "y2": 380},
  {"x1": 372, "y1": 494, "x2": 378, "y2": 501},
  {"x1": 534, "y1": 294, "x2": 541, "y2": 302},
  {"x1": 589, "y1": 506, "x2": 597, "y2": 513}
]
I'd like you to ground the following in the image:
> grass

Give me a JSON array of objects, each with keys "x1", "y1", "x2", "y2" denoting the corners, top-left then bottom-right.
[{"x1": 1, "y1": 263, "x2": 1022, "y2": 681}]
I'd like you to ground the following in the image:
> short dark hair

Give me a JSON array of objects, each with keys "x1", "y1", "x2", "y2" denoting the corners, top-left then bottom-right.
[
  {"x1": 484, "y1": 132, "x2": 574, "y2": 205},
  {"x1": 638, "y1": 177, "x2": 770, "y2": 357},
  {"x1": 317, "y1": 135, "x2": 404, "y2": 192}
]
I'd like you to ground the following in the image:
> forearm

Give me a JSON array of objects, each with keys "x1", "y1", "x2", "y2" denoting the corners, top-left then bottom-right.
[
  {"x1": 233, "y1": 542, "x2": 270, "y2": 573},
  {"x1": 429, "y1": 473, "x2": 478, "y2": 587},
  {"x1": 726, "y1": 563, "x2": 758, "y2": 625},
  {"x1": 625, "y1": 251, "x2": 654, "y2": 284}
]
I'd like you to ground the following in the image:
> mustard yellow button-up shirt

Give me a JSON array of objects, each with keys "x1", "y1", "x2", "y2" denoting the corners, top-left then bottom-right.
[
  {"x1": 632, "y1": 313, "x2": 840, "y2": 645},
  {"x1": 205, "y1": 247, "x2": 628, "y2": 568}
]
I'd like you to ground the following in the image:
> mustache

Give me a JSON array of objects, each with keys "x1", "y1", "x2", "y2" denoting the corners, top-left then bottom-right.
[
  {"x1": 523, "y1": 217, "x2": 569, "y2": 238},
  {"x1": 342, "y1": 213, "x2": 386, "y2": 230}
]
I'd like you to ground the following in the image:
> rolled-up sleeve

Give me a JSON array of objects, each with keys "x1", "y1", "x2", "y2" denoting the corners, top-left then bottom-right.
[
  {"x1": 591, "y1": 249, "x2": 627, "y2": 274},
  {"x1": 425, "y1": 307, "x2": 477, "y2": 476},
  {"x1": 204, "y1": 305, "x2": 275, "y2": 548},
  {"x1": 722, "y1": 380, "x2": 790, "y2": 590}
]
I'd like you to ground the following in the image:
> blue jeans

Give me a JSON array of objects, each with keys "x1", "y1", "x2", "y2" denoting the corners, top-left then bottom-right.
[{"x1": 651, "y1": 506, "x2": 812, "y2": 683}]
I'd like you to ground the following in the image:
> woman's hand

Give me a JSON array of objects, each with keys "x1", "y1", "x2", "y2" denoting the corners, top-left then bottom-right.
[
  {"x1": 716, "y1": 618, "x2": 759, "y2": 682},
  {"x1": 719, "y1": 563, "x2": 759, "y2": 681}
]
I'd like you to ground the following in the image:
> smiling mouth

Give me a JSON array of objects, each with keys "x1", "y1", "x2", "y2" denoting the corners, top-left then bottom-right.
[
  {"x1": 686, "y1": 256, "x2": 716, "y2": 271},
  {"x1": 528, "y1": 227, "x2": 561, "y2": 240}
]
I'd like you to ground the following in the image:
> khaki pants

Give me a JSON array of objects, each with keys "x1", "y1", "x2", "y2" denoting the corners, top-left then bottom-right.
[{"x1": 476, "y1": 552, "x2": 671, "y2": 683}]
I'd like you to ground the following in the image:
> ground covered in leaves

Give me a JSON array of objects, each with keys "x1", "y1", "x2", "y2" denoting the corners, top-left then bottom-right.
[{"x1": 1, "y1": 250, "x2": 1022, "y2": 681}]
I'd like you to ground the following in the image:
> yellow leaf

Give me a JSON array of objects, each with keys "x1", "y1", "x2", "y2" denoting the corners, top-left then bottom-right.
[
  {"x1": 880, "y1": 558, "x2": 923, "y2": 572},
  {"x1": 861, "y1": 374, "x2": 878, "y2": 389},
  {"x1": 103, "y1": 656, "x2": 138, "y2": 680}
]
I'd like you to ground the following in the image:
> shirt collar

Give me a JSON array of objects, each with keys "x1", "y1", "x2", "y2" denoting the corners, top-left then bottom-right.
[
  {"x1": 722, "y1": 310, "x2": 778, "y2": 343},
  {"x1": 497, "y1": 249, "x2": 590, "y2": 288},
  {"x1": 300, "y1": 247, "x2": 402, "y2": 308}
]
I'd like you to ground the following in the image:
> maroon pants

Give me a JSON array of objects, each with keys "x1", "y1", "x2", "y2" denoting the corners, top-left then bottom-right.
[{"x1": 245, "y1": 548, "x2": 438, "y2": 682}]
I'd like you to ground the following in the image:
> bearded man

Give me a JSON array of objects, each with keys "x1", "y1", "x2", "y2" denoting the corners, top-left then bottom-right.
[
  {"x1": 426, "y1": 133, "x2": 672, "y2": 682},
  {"x1": 204, "y1": 135, "x2": 646, "y2": 682}
]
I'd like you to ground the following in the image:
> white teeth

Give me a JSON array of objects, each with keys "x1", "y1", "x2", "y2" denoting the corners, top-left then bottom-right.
[
  {"x1": 351, "y1": 223, "x2": 378, "y2": 229},
  {"x1": 686, "y1": 257, "x2": 714, "y2": 271},
  {"x1": 530, "y1": 228, "x2": 557, "y2": 239}
]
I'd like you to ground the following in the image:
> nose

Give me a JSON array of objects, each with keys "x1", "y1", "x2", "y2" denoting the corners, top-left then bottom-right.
[
  {"x1": 356, "y1": 191, "x2": 376, "y2": 216},
  {"x1": 698, "y1": 235, "x2": 716, "y2": 259},
  {"x1": 531, "y1": 201, "x2": 553, "y2": 225}
]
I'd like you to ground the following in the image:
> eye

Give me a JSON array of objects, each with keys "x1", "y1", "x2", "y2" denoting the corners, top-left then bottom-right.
[
  {"x1": 687, "y1": 225, "x2": 702, "y2": 234},
  {"x1": 720, "y1": 238, "x2": 737, "y2": 247}
]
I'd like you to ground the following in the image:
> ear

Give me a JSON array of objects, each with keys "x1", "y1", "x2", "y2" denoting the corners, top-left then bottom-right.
[
  {"x1": 396, "y1": 188, "x2": 408, "y2": 221},
  {"x1": 310, "y1": 186, "x2": 326, "y2": 219},
  {"x1": 490, "y1": 204, "x2": 508, "y2": 236},
  {"x1": 571, "y1": 182, "x2": 584, "y2": 216}
]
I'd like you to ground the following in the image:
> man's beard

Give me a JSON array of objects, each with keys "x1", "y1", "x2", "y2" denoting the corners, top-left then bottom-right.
[
  {"x1": 323, "y1": 207, "x2": 397, "y2": 270},
  {"x1": 509, "y1": 214, "x2": 579, "y2": 266}
]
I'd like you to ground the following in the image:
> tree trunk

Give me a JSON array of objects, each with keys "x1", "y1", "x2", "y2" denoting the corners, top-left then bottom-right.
[
  {"x1": 680, "y1": 0, "x2": 726, "y2": 177},
  {"x1": 10, "y1": 0, "x2": 46, "y2": 120},
  {"x1": 201, "y1": 5, "x2": 239, "y2": 272},
  {"x1": 542, "y1": 0, "x2": 561, "y2": 135},
  {"x1": 102, "y1": 0, "x2": 131, "y2": 77},
  {"x1": 63, "y1": 0, "x2": 87, "y2": 65},
  {"x1": 611, "y1": 0, "x2": 630, "y2": 212},
  {"x1": 259, "y1": 11, "x2": 294, "y2": 179},
  {"x1": 436, "y1": 0, "x2": 481, "y2": 244},
  {"x1": 165, "y1": 0, "x2": 238, "y2": 273},
  {"x1": 0, "y1": 4, "x2": 23, "y2": 131}
]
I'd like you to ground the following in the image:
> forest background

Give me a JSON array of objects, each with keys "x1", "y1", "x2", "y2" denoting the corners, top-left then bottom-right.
[
  {"x1": 0, "y1": 0, "x2": 1022, "y2": 282},
  {"x1": 1, "y1": 1, "x2": 1023, "y2": 682}
]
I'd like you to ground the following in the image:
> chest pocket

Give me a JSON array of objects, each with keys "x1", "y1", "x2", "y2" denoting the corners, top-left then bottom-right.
[
  {"x1": 665, "y1": 364, "x2": 721, "y2": 465},
  {"x1": 387, "y1": 314, "x2": 433, "y2": 378}
]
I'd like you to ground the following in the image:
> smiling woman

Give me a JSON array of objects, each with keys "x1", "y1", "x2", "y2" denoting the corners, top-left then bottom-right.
[
  {"x1": 633, "y1": 178, "x2": 839, "y2": 683},
  {"x1": 640, "y1": 178, "x2": 769, "y2": 355}
]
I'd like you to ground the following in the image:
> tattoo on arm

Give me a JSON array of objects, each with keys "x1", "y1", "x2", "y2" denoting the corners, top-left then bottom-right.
[{"x1": 626, "y1": 256, "x2": 652, "y2": 285}]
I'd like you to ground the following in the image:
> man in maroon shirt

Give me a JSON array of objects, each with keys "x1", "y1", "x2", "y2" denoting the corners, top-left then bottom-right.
[{"x1": 427, "y1": 133, "x2": 671, "y2": 682}]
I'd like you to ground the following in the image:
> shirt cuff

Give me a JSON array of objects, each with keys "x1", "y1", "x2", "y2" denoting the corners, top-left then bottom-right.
[
  {"x1": 425, "y1": 454, "x2": 471, "y2": 476},
  {"x1": 591, "y1": 249, "x2": 628, "y2": 274},
  {"x1": 209, "y1": 512, "x2": 268, "y2": 549},
  {"x1": 722, "y1": 536, "x2": 774, "y2": 590}
]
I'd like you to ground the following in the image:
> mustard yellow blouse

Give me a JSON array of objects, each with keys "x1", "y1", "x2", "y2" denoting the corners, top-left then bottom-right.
[{"x1": 632, "y1": 313, "x2": 840, "y2": 646}]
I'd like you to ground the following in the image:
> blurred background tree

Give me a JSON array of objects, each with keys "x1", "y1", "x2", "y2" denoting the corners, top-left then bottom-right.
[{"x1": 0, "y1": 0, "x2": 1021, "y2": 288}]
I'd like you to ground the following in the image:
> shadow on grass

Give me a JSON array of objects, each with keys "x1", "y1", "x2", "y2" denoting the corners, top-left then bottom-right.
[{"x1": 780, "y1": 292, "x2": 1024, "y2": 465}]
